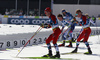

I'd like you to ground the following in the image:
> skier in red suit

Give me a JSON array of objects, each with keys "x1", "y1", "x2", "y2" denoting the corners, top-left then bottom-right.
[
  {"x1": 71, "y1": 9, "x2": 92, "y2": 54},
  {"x1": 41, "y1": 7, "x2": 61, "y2": 58}
]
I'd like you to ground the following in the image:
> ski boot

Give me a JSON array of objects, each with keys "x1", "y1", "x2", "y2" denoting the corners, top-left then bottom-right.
[
  {"x1": 84, "y1": 48, "x2": 92, "y2": 54},
  {"x1": 58, "y1": 40, "x2": 65, "y2": 47},
  {"x1": 66, "y1": 42, "x2": 73, "y2": 47},
  {"x1": 51, "y1": 52, "x2": 60, "y2": 58},
  {"x1": 71, "y1": 47, "x2": 78, "y2": 53},
  {"x1": 42, "y1": 51, "x2": 52, "y2": 57},
  {"x1": 43, "y1": 53, "x2": 52, "y2": 57}
]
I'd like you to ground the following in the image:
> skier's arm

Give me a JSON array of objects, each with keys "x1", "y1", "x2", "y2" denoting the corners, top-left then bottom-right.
[
  {"x1": 90, "y1": 19, "x2": 95, "y2": 25},
  {"x1": 41, "y1": 15, "x2": 57, "y2": 28},
  {"x1": 75, "y1": 17, "x2": 83, "y2": 26},
  {"x1": 71, "y1": 17, "x2": 79, "y2": 24},
  {"x1": 40, "y1": 23, "x2": 51, "y2": 28}
]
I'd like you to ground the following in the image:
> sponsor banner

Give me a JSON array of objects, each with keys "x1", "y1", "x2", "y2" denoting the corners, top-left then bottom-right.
[{"x1": 8, "y1": 18, "x2": 49, "y2": 25}]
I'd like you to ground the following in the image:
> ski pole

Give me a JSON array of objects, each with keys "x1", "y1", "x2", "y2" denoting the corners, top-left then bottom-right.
[
  {"x1": 16, "y1": 27, "x2": 42, "y2": 57},
  {"x1": 95, "y1": 22, "x2": 100, "y2": 43},
  {"x1": 60, "y1": 28, "x2": 68, "y2": 37},
  {"x1": 58, "y1": 28, "x2": 69, "y2": 41}
]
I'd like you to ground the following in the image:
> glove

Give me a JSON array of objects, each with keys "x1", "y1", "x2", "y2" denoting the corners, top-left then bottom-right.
[
  {"x1": 44, "y1": 24, "x2": 51, "y2": 28},
  {"x1": 40, "y1": 23, "x2": 44, "y2": 28},
  {"x1": 73, "y1": 17, "x2": 76, "y2": 21},
  {"x1": 73, "y1": 17, "x2": 79, "y2": 23},
  {"x1": 40, "y1": 23, "x2": 51, "y2": 28}
]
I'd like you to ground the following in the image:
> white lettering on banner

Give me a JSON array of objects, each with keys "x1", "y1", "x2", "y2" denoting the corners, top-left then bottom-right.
[
  {"x1": 41, "y1": 20, "x2": 45, "y2": 23},
  {"x1": 11, "y1": 19, "x2": 30, "y2": 24},
  {"x1": 37, "y1": 20, "x2": 41, "y2": 24},
  {"x1": 10, "y1": 18, "x2": 49, "y2": 24},
  {"x1": 32, "y1": 20, "x2": 36, "y2": 24},
  {"x1": 32, "y1": 20, "x2": 49, "y2": 24}
]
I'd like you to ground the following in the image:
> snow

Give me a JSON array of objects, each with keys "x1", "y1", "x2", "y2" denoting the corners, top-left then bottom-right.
[
  {"x1": 0, "y1": 24, "x2": 100, "y2": 35},
  {"x1": 0, "y1": 24, "x2": 100, "y2": 60},
  {"x1": 0, "y1": 24, "x2": 52, "y2": 35}
]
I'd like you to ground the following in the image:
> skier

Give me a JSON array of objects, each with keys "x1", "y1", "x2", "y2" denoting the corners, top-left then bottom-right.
[
  {"x1": 85, "y1": 13, "x2": 95, "y2": 27},
  {"x1": 92, "y1": 16, "x2": 96, "y2": 23},
  {"x1": 58, "y1": 9, "x2": 76, "y2": 47},
  {"x1": 85, "y1": 13, "x2": 91, "y2": 19},
  {"x1": 71, "y1": 9, "x2": 94, "y2": 54},
  {"x1": 41, "y1": 7, "x2": 61, "y2": 58}
]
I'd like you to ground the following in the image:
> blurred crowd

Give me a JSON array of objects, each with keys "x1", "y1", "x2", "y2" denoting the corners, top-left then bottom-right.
[
  {"x1": 4, "y1": 8, "x2": 44, "y2": 16},
  {"x1": 2, "y1": 9, "x2": 100, "y2": 20}
]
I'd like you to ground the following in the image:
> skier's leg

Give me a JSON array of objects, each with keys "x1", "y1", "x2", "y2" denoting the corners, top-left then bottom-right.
[
  {"x1": 52, "y1": 28, "x2": 61, "y2": 58},
  {"x1": 84, "y1": 42, "x2": 92, "y2": 54},
  {"x1": 43, "y1": 34, "x2": 53, "y2": 57},
  {"x1": 66, "y1": 31, "x2": 73, "y2": 47},
  {"x1": 66, "y1": 25, "x2": 76, "y2": 47},
  {"x1": 58, "y1": 33, "x2": 66, "y2": 46},
  {"x1": 72, "y1": 30, "x2": 85, "y2": 53},
  {"x1": 58, "y1": 28, "x2": 70, "y2": 46},
  {"x1": 84, "y1": 28, "x2": 92, "y2": 54}
]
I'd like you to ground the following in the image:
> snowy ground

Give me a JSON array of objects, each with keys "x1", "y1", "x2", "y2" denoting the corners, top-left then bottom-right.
[
  {"x1": 0, "y1": 24, "x2": 100, "y2": 60},
  {"x1": 0, "y1": 35, "x2": 100, "y2": 60}
]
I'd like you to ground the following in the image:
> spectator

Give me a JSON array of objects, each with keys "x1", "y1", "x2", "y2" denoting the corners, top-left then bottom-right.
[
  {"x1": 34, "y1": 9, "x2": 39, "y2": 16},
  {"x1": 41, "y1": 14, "x2": 43, "y2": 18},
  {"x1": 19, "y1": 10, "x2": 23, "y2": 16},
  {"x1": 98, "y1": 14, "x2": 100, "y2": 20},
  {"x1": 98, "y1": 14, "x2": 100, "y2": 17},
  {"x1": 5, "y1": 11, "x2": 9, "y2": 15}
]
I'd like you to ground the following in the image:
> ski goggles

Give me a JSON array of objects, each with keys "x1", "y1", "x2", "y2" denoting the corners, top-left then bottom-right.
[{"x1": 76, "y1": 14, "x2": 78, "y2": 16}]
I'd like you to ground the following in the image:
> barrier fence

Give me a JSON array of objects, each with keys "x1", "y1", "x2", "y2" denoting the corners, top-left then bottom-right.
[{"x1": 0, "y1": 25, "x2": 100, "y2": 50}]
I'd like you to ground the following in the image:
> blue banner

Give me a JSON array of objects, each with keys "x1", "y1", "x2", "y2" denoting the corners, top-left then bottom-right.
[{"x1": 8, "y1": 18, "x2": 49, "y2": 25}]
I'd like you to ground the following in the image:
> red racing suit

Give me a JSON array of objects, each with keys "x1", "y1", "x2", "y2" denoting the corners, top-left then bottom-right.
[
  {"x1": 45, "y1": 14, "x2": 61, "y2": 44},
  {"x1": 77, "y1": 15, "x2": 91, "y2": 42}
]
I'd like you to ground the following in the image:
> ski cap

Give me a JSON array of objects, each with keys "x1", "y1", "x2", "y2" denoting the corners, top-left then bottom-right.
[
  {"x1": 76, "y1": 9, "x2": 82, "y2": 14},
  {"x1": 85, "y1": 13, "x2": 89, "y2": 16},
  {"x1": 44, "y1": 7, "x2": 51, "y2": 12},
  {"x1": 62, "y1": 9, "x2": 66, "y2": 13}
]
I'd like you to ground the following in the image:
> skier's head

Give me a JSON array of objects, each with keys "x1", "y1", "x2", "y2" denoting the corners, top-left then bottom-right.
[
  {"x1": 44, "y1": 7, "x2": 52, "y2": 16},
  {"x1": 85, "y1": 13, "x2": 88, "y2": 16},
  {"x1": 57, "y1": 14, "x2": 63, "y2": 21},
  {"x1": 85, "y1": 13, "x2": 89, "y2": 19},
  {"x1": 62, "y1": 9, "x2": 67, "y2": 16},
  {"x1": 75, "y1": 9, "x2": 82, "y2": 18}
]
